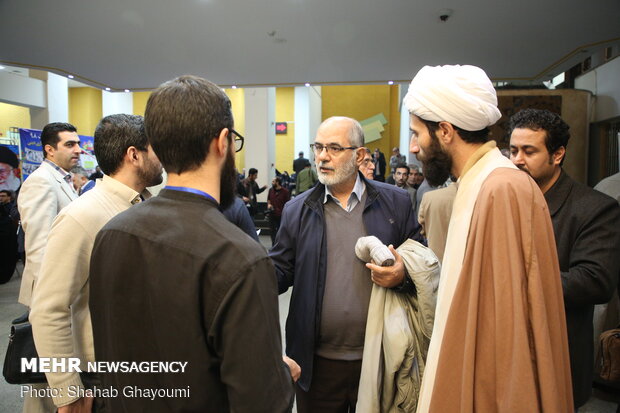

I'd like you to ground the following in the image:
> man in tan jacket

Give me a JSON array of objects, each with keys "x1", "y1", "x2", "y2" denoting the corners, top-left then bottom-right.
[{"x1": 29, "y1": 114, "x2": 163, "y2": 412}]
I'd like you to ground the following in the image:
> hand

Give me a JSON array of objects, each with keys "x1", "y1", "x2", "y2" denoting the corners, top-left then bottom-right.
[
  {"x1": 242, "y1": 196, "x2": 250, "y2": 203},
  {"x1": 366, "y1": 245, "x2": 405, "y2": 288},
  {"x1": 58, "y1": 396, "x2": 93, "y2": 413},
  {"x1": 261, "y1": 185, "x2": 268, "y2": 191},
  {"x1": 282, "y1": 355, "x2": 301, "y2": 382}
]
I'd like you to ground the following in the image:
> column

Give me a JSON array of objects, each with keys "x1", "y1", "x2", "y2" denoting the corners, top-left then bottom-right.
[
  {"x1": 27, "y1": 71, "x2": 69, "y2": 129},
  {"x1": 294, "y1": 86, "x2": 322, "y2": 164},
  {"x1": 244, "y1": 87, "x2": 276, "y2": 202},
  {"x1": 102, "y1": 91, "x2": 133, "y2": 117}
]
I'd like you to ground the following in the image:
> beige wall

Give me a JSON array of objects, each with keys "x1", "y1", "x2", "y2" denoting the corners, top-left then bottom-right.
[{"x1": 0, "y1": 102, "x2": 31, "y2": 137}]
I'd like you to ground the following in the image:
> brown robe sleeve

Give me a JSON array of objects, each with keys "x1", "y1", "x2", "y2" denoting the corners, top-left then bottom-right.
[{"x1": 428, "y1": 168, "x2": 573, "y2": 413}]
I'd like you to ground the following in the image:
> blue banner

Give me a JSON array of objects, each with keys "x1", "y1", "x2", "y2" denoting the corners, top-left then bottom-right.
[
  {"x1": 19, "y1": 128, "x2": 43, "y2": 179},
  {"x1": 18, "y1": 128, "x2": 97, "y2": 180}
]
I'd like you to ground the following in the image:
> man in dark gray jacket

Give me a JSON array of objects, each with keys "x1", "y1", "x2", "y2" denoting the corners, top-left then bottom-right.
[
  {"x1": 270, "y1": 116, "x2": 417, "y2": 412},
  {"x1": 509, "y1": 108, "x2": 620, "y2": 409}
]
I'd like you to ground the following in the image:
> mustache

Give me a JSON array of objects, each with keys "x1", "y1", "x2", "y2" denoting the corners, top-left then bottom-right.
[
  {"x1": 318, "y1": 162, "x2": 334, "y2": 171},
  {"x1": 516, "y1": 165, "x2": 530, "y2": 174}
]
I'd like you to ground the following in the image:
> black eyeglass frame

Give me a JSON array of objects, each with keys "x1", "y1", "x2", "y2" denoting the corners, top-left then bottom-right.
[
  {"x1": 310, "y1": 143, "x2": 359, "y2": 155},
  {"x1": 231, "y1": 129, "x2": 244, "y2": 152}
]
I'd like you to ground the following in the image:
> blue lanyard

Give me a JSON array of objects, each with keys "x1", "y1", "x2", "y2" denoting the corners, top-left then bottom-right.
[{"x1": 164, "y1": 186, "x2": 218, "y2": 204}]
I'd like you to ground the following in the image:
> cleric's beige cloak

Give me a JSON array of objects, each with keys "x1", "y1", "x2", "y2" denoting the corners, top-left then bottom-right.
[{"x1": 417, "y1": 142, "x2": 573, "y2": 413}]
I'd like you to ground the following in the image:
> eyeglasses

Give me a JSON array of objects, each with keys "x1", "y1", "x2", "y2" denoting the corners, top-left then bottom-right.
[
  {"x1": 231, "y1": 129, "x2": 244, "y2": 152},
  {"x1": 310, "y1": 143, "x2": 358, "y2": 156}
]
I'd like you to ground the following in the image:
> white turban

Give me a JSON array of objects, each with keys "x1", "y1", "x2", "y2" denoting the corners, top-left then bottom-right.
[{"x1": 403, "y1": 65, "x2": 502, "y2": 131}]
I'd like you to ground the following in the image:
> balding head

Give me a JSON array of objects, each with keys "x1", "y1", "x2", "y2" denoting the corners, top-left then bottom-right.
[{"x1": 318, "y1": 117, "x2": 364, "y2": 148}]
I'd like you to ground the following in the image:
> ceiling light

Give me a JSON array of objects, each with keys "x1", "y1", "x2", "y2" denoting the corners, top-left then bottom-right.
[
  {"x1": 0, "y1": 65, "x2": 6, "y2": 70},
  {"x1": 305, "y1": 83, "x2": 310, "y2": 87},
  {"x1": 68, "y1": 75, "x2": 74, "y2": 79},
  {"x1": 124, "y1": 89, "x2": 130, "y2": 93},
  {"x1": 388, "y1": 81, "x2": 394, "y2": 85},
  {"x1": 232, "y1": 85, "x2": 237, "y2": 89},
  {"x1": 105, "y1": 87, "x2": 111, "y2": 91}
]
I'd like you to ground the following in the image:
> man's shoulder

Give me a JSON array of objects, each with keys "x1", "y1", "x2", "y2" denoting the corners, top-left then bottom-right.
[
  {"x1": 57, "y1": 184, "x2": 117, "y2": 221},
  {"x1": 423, "y1": 183, "x2": 456, "y2": 203},
  {"x1": 98, "y1": 197, "x2": 267, "y2": 266},
  {"x1": 480, "y1": 167, "x2": 539, "y2": 200},
  {"x1": 564, "y1": 175, "x2": 619, "y2": 215},
  {"x1": 369, "y1": 179, "x2": 411, "y2": 198},
  {"x1": 21, "y1": 164, "x2": 55, "y2": 186}
]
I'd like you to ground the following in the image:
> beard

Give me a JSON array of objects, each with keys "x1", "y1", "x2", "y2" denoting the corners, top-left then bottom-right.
[
  {"x1": 416, "y1": 131, "x2": 452, "y2": 187},
  {"x1": 139, "y1": 156, "x2": 164, "y2": 187},
  {"x1": 219, "y1": 149, "x2": 237, "y2": 210},
  {"x1": 0, "y1": 172, "x2": 21, "y2": 192},
  {"x1": 317, "y1": 151, "x2": 358, "y2": 187}
]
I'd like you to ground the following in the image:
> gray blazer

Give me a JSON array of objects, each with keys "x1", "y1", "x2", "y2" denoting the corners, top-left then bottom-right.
[{"x1": 17, "y1": 161, "x2": 77, "y2": 305}]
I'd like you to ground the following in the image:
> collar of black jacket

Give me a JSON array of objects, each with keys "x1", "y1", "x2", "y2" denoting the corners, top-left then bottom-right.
[
  {"x1": 303, "y1": 171, "x2": 380, "y2": 213},
  {"x1": 544, "y1": 169, "x2": 572, "y2": 217}
]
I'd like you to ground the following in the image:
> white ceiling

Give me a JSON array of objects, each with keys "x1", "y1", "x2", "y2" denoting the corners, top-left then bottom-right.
[{"x1": 1, "y1": 0, "x2": 619, "y2": 91}]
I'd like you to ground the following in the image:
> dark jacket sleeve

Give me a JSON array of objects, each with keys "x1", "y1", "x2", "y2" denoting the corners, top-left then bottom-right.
[
  {"x1": 269, "y1": 202, "x2": 297, "y2": 294},
  {"x1": 237, "y1": 181, "x2": 248, "y2": 198},
  {"x1": 256, "y1": 182, "x2": 267, "y2": 195},
  {"x1": 236, "y1": 204, "x2": 259, "y2": 241},
  {"x1": 561, "y1": 198, "x2": 620, "y2": 306},
  {"x1": 210, "y1": 256, "x2": 294, "y2": 412}
]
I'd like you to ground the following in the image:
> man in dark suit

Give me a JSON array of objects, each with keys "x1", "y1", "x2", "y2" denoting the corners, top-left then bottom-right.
[
  {"x1": 509, "y1": 108, "x2": 620, "y2": 410},
  {"x1": 372, "y1": 148, "x2": 386, "y2": 182},
  {"x1": 293, "y1": 151, "x2": 309, "y2": 175}
]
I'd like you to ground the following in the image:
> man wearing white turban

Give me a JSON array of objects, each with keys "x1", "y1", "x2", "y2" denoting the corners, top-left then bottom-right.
[{"x1": 405, "y1": 65, "x2": 573, "y2": 413}]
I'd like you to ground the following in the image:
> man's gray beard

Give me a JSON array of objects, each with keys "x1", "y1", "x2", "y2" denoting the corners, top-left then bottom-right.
[
  {"x1": 0, "y1": 173, "x2": 21, "y2": 192},
  {"x1": 317, "y1": 152, "x2": 358, "y2": 187}
]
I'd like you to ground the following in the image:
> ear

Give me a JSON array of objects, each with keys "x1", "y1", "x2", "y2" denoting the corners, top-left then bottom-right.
[
  {"x1": 437, "y1": 122, "x2": 457, "y2": 144},
  {"x1": 552, "y1": 146, "x2": 566, "y2": 166},
  {"x1": 212, "y1": 128, "x2": 230, "y2": 158},
  {"x1": 355, "y1": 147, "x2": 366, "y2": 166},
  {"x1": 126, "y1": 146, "x2": 141, "y2": 166},
  {"x1": 44, "y1": 144, "x2": 54, "y2": 157}
]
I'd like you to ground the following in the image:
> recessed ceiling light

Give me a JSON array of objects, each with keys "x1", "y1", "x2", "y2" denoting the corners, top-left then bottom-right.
[
  {"x1": 305, "y1": 83, "x2": 310, "y2": 87},
  {"x1": 388, "y1": 81, "x2": 394, "y2": 85},
  {"x1": 68, "y1": 75, "x2": 74, "y2": 79},
  {"x1": 124, "y1": 89, "x2": 130, "y2": 93},
  {"x1": 0, "y1": 65, "x2": 6, "y2": 70},
  {"x1": 232, "y1": 85, "x2": 237, "y2": 89},
  {"x1": 105, "y1": 87, "x2": 111, "y2": 91}
]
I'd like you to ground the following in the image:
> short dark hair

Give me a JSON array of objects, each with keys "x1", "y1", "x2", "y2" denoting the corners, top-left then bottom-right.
[
  {"x1": 248, "y1": 168, "x2": 258, "y2": 176},
  {"x1": 145, "y1": 75, "x2": 233, "y2": 174},
  {"x1": 274, "y1": 176, "x2": 282, "y2": 185},
  {"x1": 395, "y1": 164, "x2": 410, "y2": 174},
  {"x1": 421, "y1": 119, "x2": 489, "y2": 144},
  {"x1": 0, "y1": 189, "x2": 11, "y2": 197},
  {"x1": 508, "y1": 108, "x2": 570, "y2": 166},
  {"x1": 94, "y1": 114, "x2": 148, "y2": 175},
  {"x1": 41, "y1": 122, "x2": 77, "y2": 158}
]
